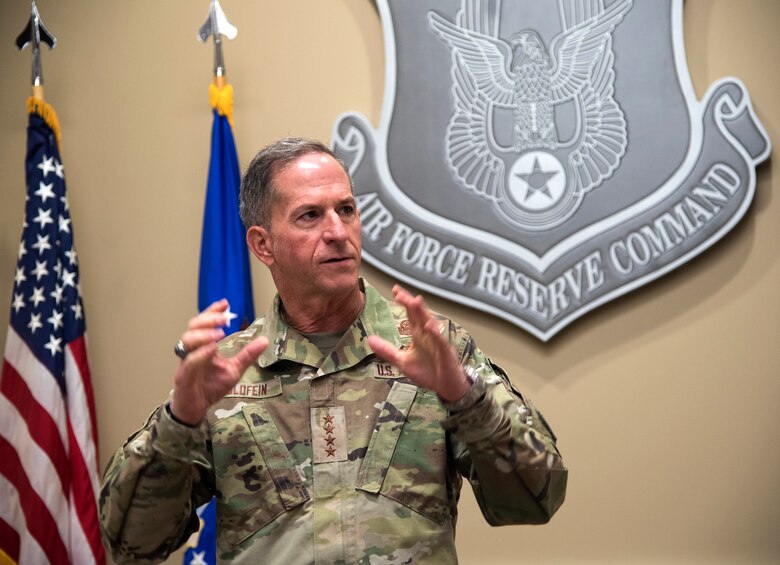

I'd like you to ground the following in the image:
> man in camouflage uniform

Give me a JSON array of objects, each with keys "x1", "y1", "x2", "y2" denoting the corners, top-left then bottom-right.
[{"x1": 99, "y1": 138, "x2": 567, "y2": 564}]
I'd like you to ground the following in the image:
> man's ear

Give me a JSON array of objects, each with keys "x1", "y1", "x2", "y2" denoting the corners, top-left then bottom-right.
[{"x1": 247, "y1": 226, "x2": 274, "y2": 267}]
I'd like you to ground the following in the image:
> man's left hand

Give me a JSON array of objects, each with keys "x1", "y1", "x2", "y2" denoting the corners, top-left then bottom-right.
[{"x1": 367, "y1": 285, "x2": 471, "y2": 403}]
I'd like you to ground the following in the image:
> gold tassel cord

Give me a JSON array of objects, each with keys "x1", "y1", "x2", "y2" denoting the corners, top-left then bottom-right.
[
  {"x1": 209, "y1": 82, "x2": 234, "y2": 129},
  {"x1": 27, "y1": 96, "x2": 62, "y2": 147}
]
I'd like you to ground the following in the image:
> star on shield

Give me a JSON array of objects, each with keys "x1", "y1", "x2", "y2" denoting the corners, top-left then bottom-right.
[
  {"x1": 515, "y1": 157, "x2": 559, "y2": 201},
  {"x1": 507, "y1": 151, "x2": 567, "y2": 211}
]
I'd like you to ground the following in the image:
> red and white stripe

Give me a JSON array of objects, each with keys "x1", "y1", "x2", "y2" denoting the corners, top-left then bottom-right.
[{"x1": 0, "y1": 328, "x2": 104, "y2": 565}]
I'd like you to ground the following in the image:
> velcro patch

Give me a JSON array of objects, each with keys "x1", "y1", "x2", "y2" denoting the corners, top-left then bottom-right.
[
  {"x1": 311, "y1": 406, "x2": 348, "y2": 463},
  {"x1": 225, "y1": 376, "x2": 282, "y2": 399},
  {"x1": 372, "y1": 361, "x2": 402, "y2": 379}
]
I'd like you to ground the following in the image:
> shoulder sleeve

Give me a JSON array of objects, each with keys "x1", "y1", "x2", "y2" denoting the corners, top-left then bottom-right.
[
  {"x1": 99, "y1": 401, "x2": 214, "y2": 563},
  {"x1": 441, "y1": 329, "x2": 568, "y2": 525}
]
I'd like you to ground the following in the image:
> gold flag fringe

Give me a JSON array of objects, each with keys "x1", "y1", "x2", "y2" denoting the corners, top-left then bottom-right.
[
  {"x1": 209, "y1": 82, "x2": 234, "y2": 129},
  {"x1": 27, "y1": 97, "x2": 62, "y2": 147}
]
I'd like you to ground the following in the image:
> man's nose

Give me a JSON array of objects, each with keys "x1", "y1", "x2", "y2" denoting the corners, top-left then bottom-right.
[{"x1": 322, "y1": 211, "x2": 348, "y2": 242}]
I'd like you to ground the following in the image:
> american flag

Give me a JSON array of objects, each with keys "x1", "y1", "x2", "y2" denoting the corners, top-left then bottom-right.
[{"x1": 0, "y1": 104, "x2": 104, "y2": 564}]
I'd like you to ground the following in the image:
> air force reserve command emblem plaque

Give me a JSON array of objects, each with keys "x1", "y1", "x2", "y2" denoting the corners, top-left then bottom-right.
[{"x1": 331, "y1": 0, "x2": 770, "y2": 341}]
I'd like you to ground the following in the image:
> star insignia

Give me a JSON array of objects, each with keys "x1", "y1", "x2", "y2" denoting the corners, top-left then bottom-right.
[
  {"x1": 35, "y1": 181, "x2": 56, "y2": 203},
  {"x1": 33, "y1": 208, "x2": 54, "y2": 230},
  {"x1": 325, "y1": 445, "x2": 337, "y2": 457},
  {"x1": 48, "y1": 310, "x2": 64, "y2": 331},
  {"x1": 58, "y1": 215, "x2": 71, "y2": 234},
  {"x1": 323, "y1": 423, "x2": 334, "y2": 433},
  {"x1": 515, "y1": 157, "x2": 559, "y2": 201},
  {"x1": 324, "y1": 436, "x2": 336, "y2": 446},
  {"x1": 14, "y1": 267, "x2": 27, "y2": 286},
  {"x1": 37, "y1": 155, "x2": 56, "y2": 177},
  {"x1": 44, "y1": 335, "x2": 63, "y2": 356},
  {"x1": 61, "y1": 270, "x2": 76, "y2": 288},
  {"x1": 32, "y1": 234, "x2": 52, "y2": 255},
  {"x1": 32, "y1": 260, "x2": 49, "y2": 281},
  {"x1": 28, "y1": 313, "x2": 43, "y2": 334},
  {"x1": 51, "y1": 284, "x2": 64, "y2": 305},
  {"x1": 30, "y1": 286, "x2": 46, "y2": 308},
  {"x1": 223, "y1": 303, "x2": 238, "y2": 325},
  {"x1": 323, "y1": 414, "x2": 334, "y2": 424}
]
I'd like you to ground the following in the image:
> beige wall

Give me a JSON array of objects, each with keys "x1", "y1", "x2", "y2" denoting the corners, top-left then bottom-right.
[{"x1": 1, "y1": 1, "x2": 778, "y2": 563}]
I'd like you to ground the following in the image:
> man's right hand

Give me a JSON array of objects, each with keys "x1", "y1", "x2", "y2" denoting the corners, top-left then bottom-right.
[{"x1": 170, "y1": 299, "x2": 268, "y2": 426}]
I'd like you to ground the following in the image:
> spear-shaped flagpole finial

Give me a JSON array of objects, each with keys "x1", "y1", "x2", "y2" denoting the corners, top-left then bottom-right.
[
  {"x1": 16, "y1": 0, "x2": 57, "y2": 100},
  {"x1": 197, "y1": 0, "x2": 237, "y2": 86}
]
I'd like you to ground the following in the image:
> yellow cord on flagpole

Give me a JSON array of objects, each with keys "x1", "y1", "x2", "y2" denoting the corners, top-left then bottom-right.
[
  {"x1": 27, "y1": 94, "x2": 62, "y2": 147},
  {"x1": 209, "y1": 77, "x2": 234, "y2": 129}
]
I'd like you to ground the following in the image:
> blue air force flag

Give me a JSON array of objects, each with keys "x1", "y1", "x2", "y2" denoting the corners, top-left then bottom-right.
[
  {"x1": 197, "y1": 86, "x2": 255, "y2": 333},
  {"x1": 186, "y1": 83, "x2": 255, "y2": 565}
]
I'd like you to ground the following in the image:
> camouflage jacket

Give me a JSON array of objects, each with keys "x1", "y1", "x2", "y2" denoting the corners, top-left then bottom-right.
[{"x1": 100, "y1": 281, "x2": 567, "y2": 564}]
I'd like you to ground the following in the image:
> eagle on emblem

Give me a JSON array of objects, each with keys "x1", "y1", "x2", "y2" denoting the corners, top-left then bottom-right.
[{"x1": 428, "y1": 0, "x2": 633, "y2": 213}]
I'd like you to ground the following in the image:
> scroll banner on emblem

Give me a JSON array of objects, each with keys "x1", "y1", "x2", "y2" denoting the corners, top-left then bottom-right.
[{"x1": 331, "y1": 0, "x2": 770, "y2": 341}]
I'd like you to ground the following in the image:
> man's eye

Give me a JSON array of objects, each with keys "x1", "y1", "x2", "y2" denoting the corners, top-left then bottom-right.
[
  {"x1": 300, "y1": 211, "x2": 318, "y2": 221},
  {"x1": 341, "y1": 205, "x2": 355, "y2": 215}
]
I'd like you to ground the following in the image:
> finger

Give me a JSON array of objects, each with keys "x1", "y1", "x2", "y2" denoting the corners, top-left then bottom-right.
[
  {"x1": 393, "y1": 284, "x2": 429, "y2": 310},
  {"x1": 367, "y1": 335, "x2": 404, "y2": 366},
  {"x1": 229, "y1": 337, "x2": 269, "y2": 374},
  {"x1": 407, "y1": 299, "x2": 433, "y2": 337},
  {"x1": 392, "y1": 286, "x2": 431, "y2": 329},
  {"x1": 203, "y1": 299, "x2": 229, "y2": 312},
  {"x1": 188, "y1": 311, "x2": 230, "y2": 330},
  {"x1": 180, "y1": 328, "x2": 225, "y2": 352},
  {"x1": 422, "y1": 317, "x2": 445, "y2": 340},
  {"x1": 421, "y1": 318, "x2": 456, "y2": 363},
  {"x1": 410, "y1": 317, "x2": 441, "y2": 350},
  {"x1": 180, "y1": 341, "x2": 219, "y2": 369},
  {"x1": 392, "y1": 284, "x2": 416, "y2": 306}
]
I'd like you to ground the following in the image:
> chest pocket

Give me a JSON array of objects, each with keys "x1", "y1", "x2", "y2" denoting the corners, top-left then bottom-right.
[
  {"x1": 355, "y1": 381, "x2": 452, "y2": 524},
  {"x1": 211, "y1": 403, "x2": 309, "y2": 549}
]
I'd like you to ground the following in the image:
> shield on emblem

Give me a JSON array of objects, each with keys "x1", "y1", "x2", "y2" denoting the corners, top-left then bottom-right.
[{"x1": 332, "y1": 0, "x2": 770, "y2": 341}]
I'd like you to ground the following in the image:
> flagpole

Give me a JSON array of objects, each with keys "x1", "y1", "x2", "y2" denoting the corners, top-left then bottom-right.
[
  {"x1": 186, "y1": 3, "x2": 252, "y2": 563},
  {"x1": 198, "y1": 0, "x2": 237, "y2": 84},
  {"x1": 16, "y1": 1, "x2": 56, "y2": 102},
  {"x1": 198, "y1": 0, "x2": 238, "y2": 127}
]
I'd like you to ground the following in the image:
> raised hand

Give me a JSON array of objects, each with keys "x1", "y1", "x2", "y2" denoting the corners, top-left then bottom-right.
[
  {"x1": 171, "y1": 299, "x2": 268, "y2": 425},
  {"x1": 367, "y1": 285, "x2": 470, "y2": 403}
]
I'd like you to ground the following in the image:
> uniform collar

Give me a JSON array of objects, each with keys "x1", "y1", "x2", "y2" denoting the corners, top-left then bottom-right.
[{"x1": 256, "y1": 278, "x2": 402, "y2": 375}]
